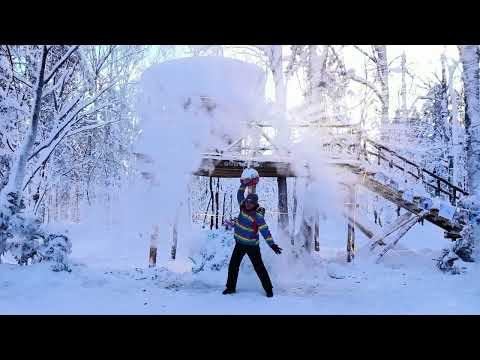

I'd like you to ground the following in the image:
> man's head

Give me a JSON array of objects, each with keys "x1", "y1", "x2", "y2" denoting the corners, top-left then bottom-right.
[{"x1": 244, "y1": 193, "x2": 258, "y2": 210}]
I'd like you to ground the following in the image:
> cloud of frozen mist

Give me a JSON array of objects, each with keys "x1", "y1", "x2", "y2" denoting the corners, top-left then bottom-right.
[{"x1": 127, "y1": 56, "x2": 268, "y2": 252}]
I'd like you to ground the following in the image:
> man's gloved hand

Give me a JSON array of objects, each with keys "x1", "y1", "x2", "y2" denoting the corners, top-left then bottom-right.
[
  {"x1": 271, "y1": 244, "x2": 283, "y2": 255},
  {"x1": 240, "y1": 177, "x2": 259, "y2": 186},
  {"x1": 240, "y1": 178, "x2": 250, "y2": 185}
]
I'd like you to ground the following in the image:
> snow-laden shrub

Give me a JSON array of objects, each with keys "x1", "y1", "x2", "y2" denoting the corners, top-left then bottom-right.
[
  {"x1": 436, "y1": 249, "x2": 462, "y2": 274},
  {"x1": 7, "y1": 232, "x2": 72, "y2": 272},
  {"x1": 436, "y1": 195, "x2": 478, "y2": 274},
  {"x1": 1, "y1": 191, "x2": 72, "y2": 271}
]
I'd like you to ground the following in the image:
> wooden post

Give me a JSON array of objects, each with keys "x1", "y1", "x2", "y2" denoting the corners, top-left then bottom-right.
[
  {"x1": 171, "y1": 201, "x2": 183, "y2": 260},
  {"x1": 149, "y1": 225, "x2": 159, "y2": 267},
  {"x1": 187, "y1": 181, "x2": 193, "y2": 225},
  {"x1": 277, "y1": 177, "x2": 289, "y2": 233},
  {"x1": 209, "y1": 177, "x2": 214, "y2": 230},
  {"x1": 314, "y1": 209, "x2": 320, "y2": 252},
  {"x1": 291, "y1": 178, "x2": 298, "y2": 245},
  {"x1": 215, "y1": 177, "x2": 220, "y2": 229},
  {"x1": 171, "y1": 222, "x2": 177, "y2": 260},
  {"x1": 202, "y1": 196, "x2": 212, "y2": 228},
  {"x1": 221, "y1": 192, "x2": 226, "y2": 228},
  {"x1": 346, "y1": 186, "x2": 355, "y2": 262},
  {"x1": 301, "y1": 216, "x2": 313, "y2": 252},
  {"x1": 452, "y1": 188, "x2": 457, "y2": 205}
]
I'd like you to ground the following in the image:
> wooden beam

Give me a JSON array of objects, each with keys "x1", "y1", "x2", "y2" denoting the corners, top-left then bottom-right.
[{"x1": 194, "y1": 158, "x2": 296, "y2": 178}]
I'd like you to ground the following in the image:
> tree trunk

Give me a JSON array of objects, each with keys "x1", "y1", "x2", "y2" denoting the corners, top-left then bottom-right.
[
  {"x1": 374, "y1": 45, "x2": 389, "y2": 125},
  {"x1": 4, "y1": 46, "x2": 48, "y2": 205},
  {"x1": 456, "y1": 45, "x2": 480, "y2": 262},
  {"x1": 447, "y1": 60, "x2": 461, "y2": 187},
  {"x1": 271, "y1": 45, "x2": 289, "y2": 154},
  {"x1": 400, "y1": 52, "x2": 407, "y2": 120},
  {"x1": 459, "y1": 45, "x2": 480, "y2": 195}
]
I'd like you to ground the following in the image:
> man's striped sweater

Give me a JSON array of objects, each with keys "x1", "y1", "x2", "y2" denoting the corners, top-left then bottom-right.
[{"x1": 234, "y1": 183, "x2": 274, "y2": 247}]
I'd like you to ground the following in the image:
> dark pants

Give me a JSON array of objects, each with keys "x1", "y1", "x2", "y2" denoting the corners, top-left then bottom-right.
[{"x1": 226, "y1": 243, "x2": 273, "y2": 292}]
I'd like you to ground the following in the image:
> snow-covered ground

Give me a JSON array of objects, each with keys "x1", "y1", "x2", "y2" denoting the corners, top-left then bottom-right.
[{"x1": 1, "y1": 214, "x2": 479, "y2": 315}]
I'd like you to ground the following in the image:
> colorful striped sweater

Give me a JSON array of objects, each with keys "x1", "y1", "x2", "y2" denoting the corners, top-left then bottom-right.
[{"x1": 233, "y1": 184, "x2": 274, "y2": 247}]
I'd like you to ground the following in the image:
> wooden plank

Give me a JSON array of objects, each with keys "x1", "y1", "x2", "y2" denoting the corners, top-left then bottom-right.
[
  {"x1": 369, "y1": 212, "x2": 413, "y2": 251},
  {"x1": 194, "y1": 158, "x2": 296, "y2": 178},
  {"x1": 344, "y1": 213, "x2": 374, "y2": 239}
]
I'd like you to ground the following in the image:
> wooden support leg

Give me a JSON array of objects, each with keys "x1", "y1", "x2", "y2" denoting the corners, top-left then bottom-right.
[
  {"x1": 291, "y1": 178, "x2": 298, "y2": 246},
  {"x1": 149, "y1": 225, "x2": 159, "y2": 267},
  {"x1": 209, "y1": 177, "x2": 214, "y2": 230},
  {"x1": 314, "y1": 209, "x2": 320, "y2": 252},
  {"x1": 302, "y1": 216, "x2": 313, "y2": 252},
  {"x1": 171, "y1": 202, "x2": 183, "y2": 260},
  {"x1": 277, "y1": 176, "x2": 289, "y2": 233},
  {"x1": 215, "y1": 177, "x2": 220, "y2": 229},
  {"x1": 346, "y1": 186, "x2": 355, "y2": 262},
  {"x1": 221, "y1": 192, "x2": 226, "y2": 229},
  {"x1": 149, "y1": 246, "x2": 157, "y2": 267},
  {"x1": 376, "y1": 214, "x2": 421, "y2": 263},
  {"x1": 171, "y1": 222, "x2": 177, "y2": 260}
]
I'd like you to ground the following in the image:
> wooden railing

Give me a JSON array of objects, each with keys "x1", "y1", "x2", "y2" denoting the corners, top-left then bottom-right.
[{"x1": 360, "y1": 137, "x2": 468, "y2": 205}]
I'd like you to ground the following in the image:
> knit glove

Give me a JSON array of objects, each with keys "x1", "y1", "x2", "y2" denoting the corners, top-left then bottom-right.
[{"x1": 271, "y1": 243, "x2": 283, "y2": 255}]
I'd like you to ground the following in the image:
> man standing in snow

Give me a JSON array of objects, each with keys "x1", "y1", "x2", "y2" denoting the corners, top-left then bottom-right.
[{"x1": 222, "y1": 178, "x2": 282, "y2": 298}]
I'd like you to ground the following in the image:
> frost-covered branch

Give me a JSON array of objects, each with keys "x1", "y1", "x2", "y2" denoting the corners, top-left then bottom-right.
[
  {"x1": 28, "y1": 80, "x2": 119, "y2": 162},
  {"x1": 348, "y1": 72, "x2": 384, "y2": 104},
  {"x1": 43, "y1": 45, "x2": 79, "y2": 86},
  {"x1": 352, "y1": 45, "x2": 377, "y2": 63}
]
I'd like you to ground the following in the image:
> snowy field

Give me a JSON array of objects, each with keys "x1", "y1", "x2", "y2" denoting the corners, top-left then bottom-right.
[{"x1": 1, "y1": 216, "x2": 479, "y2": 315}]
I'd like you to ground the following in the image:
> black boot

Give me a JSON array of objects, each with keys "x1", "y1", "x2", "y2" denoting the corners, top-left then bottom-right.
[
  {"x1": 222, "y1": 288, "x2": 236, "y2": 295},
  {"x1": 266, "y1": 289, "x2": 273, "y2": 298}
]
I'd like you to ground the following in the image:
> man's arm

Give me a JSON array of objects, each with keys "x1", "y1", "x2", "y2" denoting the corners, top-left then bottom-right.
[
  {"x1": 256, "y1": 212, "x2": 274, "y2": 247},
  {"x1": 237, "y1": 181, "x2": 247, "y2": 206}
]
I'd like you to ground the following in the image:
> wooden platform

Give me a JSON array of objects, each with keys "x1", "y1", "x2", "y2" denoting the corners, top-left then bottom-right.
[{"x1": 192, "y1": 149, "x2": 465, "y2": 239}]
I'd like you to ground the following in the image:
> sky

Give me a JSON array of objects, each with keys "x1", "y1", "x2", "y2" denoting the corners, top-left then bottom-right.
[{"x1": 286, "y1": 45, "x2": 459, "y2": 110}]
